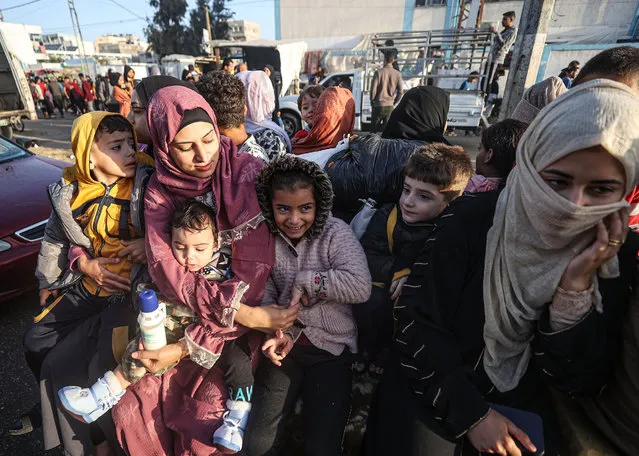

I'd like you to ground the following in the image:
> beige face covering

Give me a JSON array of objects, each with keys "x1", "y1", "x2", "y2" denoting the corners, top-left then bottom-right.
[{"x1": 482, "y1": 79, "x2": 639, "y2": 393}]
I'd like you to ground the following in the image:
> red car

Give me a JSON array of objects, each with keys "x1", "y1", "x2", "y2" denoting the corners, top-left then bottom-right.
[{"x1": 0, "y1": 136, "x2": 68, "y2": 302}]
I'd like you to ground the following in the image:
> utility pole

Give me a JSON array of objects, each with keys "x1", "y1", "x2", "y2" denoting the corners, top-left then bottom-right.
[
  {"x1": 205, "y1": 5, "x2": 213, "y2": 57},
  {"x1": 500, "y1": 0, "x2": 556, "y2": 119},
  {"x1": 68, "y1": 0, "x2": 90, "y2": 77}
]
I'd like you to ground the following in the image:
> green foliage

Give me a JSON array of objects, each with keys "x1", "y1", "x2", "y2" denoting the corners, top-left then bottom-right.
[
  {"x1": 146, "y1": 0, "x2": 234, "y2": 57},
  {"x1": 145, "y1": 0, "x2": 188, "y2": 57}
]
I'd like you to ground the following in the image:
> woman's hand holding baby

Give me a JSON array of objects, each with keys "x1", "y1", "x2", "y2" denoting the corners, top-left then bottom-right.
[{"x1": 235, "y1": 303, "x2": 300, "y2": 334}]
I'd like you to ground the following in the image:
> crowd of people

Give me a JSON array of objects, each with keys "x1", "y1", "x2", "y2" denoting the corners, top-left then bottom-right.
[
  {"x1": 27, "y1": 66, "x2": 138, "y2": 119},
  {"x1": 9, "y1": 45, "x2": 639, "y2": 456}
]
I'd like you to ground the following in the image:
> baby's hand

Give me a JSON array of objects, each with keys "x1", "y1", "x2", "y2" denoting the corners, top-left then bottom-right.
[{"x1": 262, "y1": 333, "x2": 294, "y2": 367}]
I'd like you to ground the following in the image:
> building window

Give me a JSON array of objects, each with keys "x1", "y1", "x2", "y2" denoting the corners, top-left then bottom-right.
[{"x1": 416, "y1": 0, "x2": 446, "y2": 6}]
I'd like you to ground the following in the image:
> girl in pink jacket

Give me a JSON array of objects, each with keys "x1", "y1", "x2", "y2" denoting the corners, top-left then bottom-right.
[{"x1": 244, "y1": 155, "x2": 372, "y2": 455}]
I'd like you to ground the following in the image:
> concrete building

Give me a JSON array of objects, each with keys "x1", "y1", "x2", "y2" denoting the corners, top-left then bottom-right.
[
  {"x1": 95, "y1": 34, "x2": 144, "y2": 55},
  {"x1": 274, "y1": 0, "x2": 639, "y2": 42},
  {"x1": 228, "y1": 19, "x2": 260, "y2": 41}
]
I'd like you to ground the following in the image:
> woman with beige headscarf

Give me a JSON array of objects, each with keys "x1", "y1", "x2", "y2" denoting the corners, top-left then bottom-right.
[{"x1": 509, "y1": 76, "x2": 568, "y2": 124}]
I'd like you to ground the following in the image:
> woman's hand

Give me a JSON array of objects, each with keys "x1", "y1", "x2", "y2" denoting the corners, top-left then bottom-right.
[
  {"x1": 118, "y1": 238, "x2": 147, "y2": 264},
  {"x1": 559, "y1": 208, "x2": 629, "y2": 292},
  {"x1": 78, "y1": 256, "x2": 131, "y2": 292},
  {"x1": 131, "y1": 340, "x2": 186, "y2": 374},
  {"x1": 235, "y1": 303, "x2": 300, "y2": 334},
  {"x1": 262, "y1": 333, "x2": 294, "y2": 367},
  {"x1": 467, "y1": 409, "x2": 536, "y2": 456}
]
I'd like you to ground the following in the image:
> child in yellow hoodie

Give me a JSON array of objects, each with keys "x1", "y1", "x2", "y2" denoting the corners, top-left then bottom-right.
[{"x1": 14, "y1": 112, "x2": 153, "y2": 447}]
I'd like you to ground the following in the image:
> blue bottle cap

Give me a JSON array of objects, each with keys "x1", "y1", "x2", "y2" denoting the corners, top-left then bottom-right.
[{"x1": 139, "y1": 289, "x2": 159, "y2": 313}]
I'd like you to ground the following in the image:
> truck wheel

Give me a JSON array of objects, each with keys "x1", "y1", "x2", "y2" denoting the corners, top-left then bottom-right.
[
  {"x1": 12, "y1": 118, "x2": 25, "y2": 132},
  {"x1": 280, "y1": 111, "x2": 301, "y2": 138},
  {"x1": 1, "y1": 125, "x2": 12, "y2": 140}
]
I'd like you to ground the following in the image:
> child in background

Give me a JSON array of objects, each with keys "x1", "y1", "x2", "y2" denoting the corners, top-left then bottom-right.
[
  {"x1": 459, "y1": 71, "x2": 480, "y2": 90},
  {"x1": 293, "y1": 84, "x2": 325, "y2": 140},
  {"x1": 465, "y1": 118, "x2": 527, "y2": 192},
  {"x1": 244, "y1": 155, "x2": 371, "y2": 455},
  {"x1": 196, "y1": 71, "x2": 269, "y2": 162},
  {"x1": 292, "y1": 87, "x2": 355, "y2": 155},
  {"x1": 356, "y1": 144, "x2": 473, "y2": 373},
  {"x1": 59, "y1": 199, "x2": 255, "y2": 454}
]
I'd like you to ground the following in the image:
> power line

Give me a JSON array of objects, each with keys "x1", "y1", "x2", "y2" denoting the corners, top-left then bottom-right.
[
  {"x1": 104, "y1": 0, "x2": 146, "y2": 21},
  {"x1": 43, "y1": 17, "x2": 144, "y2": 32},
  {"x1": 1, "y1": 0, "x2": 43, "y2": 12}
]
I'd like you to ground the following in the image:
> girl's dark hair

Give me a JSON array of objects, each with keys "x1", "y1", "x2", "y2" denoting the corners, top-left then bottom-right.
[
  {"x1": 171, "y1": 199, "x2": 216, "y2": 233},
  {"x1": 480, "y1": 118, "x2": 527, "y2": 178},
  {"x1": 256, "y1": 155, "x2": 333, "y2": 239}
]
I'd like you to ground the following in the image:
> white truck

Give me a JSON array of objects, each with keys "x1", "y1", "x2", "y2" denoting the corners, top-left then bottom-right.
[
  {"x1": 0, "y1": 28, "x2": 37, "y2": 139},
  {"x1": 279, "y1": 29, "x2": 492, "y2": 137}
]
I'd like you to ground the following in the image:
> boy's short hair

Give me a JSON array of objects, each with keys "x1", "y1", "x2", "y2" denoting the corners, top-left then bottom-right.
[
  {"x1": 222, "y1": 57, "x2": 233, "y2": 68},
  {"x1": 171, "y1": 199, "x2": 216, "y2": 234},
  {"x1": 94, "y1": 115, "x2": 134, "y2": 142},
  {"x1": 573, "y1": 46, "x2": 639, "y2": 86},
  {"x1": 481, "y1": 119, "x2": 527, "y2": 178},
  {"x1": 297, "y1": 84, "x2": 325, "y2": 110},
  {"x1": 503, "y1": 11, "x2": 516, "y2": 20},
  {"x1": 196, "y1": 71, "x2": 246, "y2": 129},
  {"x1": 404, "y1": 143, "x2": 473, "y2": 202}
]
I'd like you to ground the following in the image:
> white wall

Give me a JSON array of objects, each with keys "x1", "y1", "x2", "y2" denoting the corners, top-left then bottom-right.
[
  {"x1": 549, "y1": 0, "x2": 637, "y2": 35},
  {"x1": 0, "y1": 22, "x2": 42, "y2": 66},
  {"x1": 412, "y1": 6, "x2": 447, "y2": 30},
  {"x1": 481, "y1": 1, "x2": 524, "y2": 28},
  {"x1": 280, "y1": 0, "x2": 405, "y2": 39}
]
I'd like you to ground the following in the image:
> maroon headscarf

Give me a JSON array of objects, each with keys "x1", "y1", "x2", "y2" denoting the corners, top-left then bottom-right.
[{"x1": 147, "y1": 85, "x2": 267, "y2": 229}]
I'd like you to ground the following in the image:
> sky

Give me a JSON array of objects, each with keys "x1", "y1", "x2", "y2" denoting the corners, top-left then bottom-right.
[{"x1": 1, "y1": 0, "x2": 275, "y2": 42}]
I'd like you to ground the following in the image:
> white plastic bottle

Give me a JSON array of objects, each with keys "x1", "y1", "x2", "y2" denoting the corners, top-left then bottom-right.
[{"x1": 138, "y1": 289, "x2": 167, "y2": 350}]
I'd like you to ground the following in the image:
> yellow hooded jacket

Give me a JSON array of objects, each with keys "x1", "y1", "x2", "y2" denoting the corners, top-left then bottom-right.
[{"x1": 66, "y1": 111, "x2": 154, "y2": 296}]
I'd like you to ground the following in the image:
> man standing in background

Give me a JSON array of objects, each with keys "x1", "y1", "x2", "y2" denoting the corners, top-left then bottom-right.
[
  {"x1": 370, "y1": 52, "x2": 403, "y2": 133},
  {"x1": 487, "y1": 11, "x2": 518, "y2": 86}
]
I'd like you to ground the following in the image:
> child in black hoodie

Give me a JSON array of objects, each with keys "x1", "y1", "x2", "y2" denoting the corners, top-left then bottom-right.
[{"x1": 356, "y1": 143, "x2": 473, "y2": 371}]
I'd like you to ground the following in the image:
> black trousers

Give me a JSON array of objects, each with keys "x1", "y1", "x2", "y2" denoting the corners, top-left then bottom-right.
[
  {"x1": 24, "y1": 281, "x2": 134, "y2": 381},
  {"x1": 371, "y1": 105, "x2": 394, "y2": 134},
  {"x1": 353, "y1": 286, "x2": 393, "y2": 358},
  {"x1": 52, "y1": 96, "x2": 64, "y2": 116},
  {"x1": 216, "y1": 334, "x2": 255, "y2": 401},
  {"x1": 244, "y1": 343, "x2": 353, "y2": 456}
]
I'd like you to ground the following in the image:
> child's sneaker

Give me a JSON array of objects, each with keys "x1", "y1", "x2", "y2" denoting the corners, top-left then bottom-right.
[
  {"x1": 213, "y1": 400, "x2": 251, "y2": 454},
  {"x1": 58, "y1": 371, "x2": 124, "y2": 424}
]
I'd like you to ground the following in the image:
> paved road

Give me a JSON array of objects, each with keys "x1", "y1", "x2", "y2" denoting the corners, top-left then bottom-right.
[{"x1": 0, "y1": 291, "x2": 62, "y2": 455}]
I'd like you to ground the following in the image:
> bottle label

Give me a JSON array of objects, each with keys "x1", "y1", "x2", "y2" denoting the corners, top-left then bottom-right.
[{"x1": 141, "y1": 326, "x2": 167, "y2": 351}]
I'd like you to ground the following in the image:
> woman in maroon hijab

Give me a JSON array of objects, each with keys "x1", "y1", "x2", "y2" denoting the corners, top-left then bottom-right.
[{"x1": 112, "y1": 86, "x2": 299, "y2": 455}]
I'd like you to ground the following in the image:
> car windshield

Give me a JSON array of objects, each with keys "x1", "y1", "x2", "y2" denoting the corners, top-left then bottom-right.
[{"x1": 0, "y1": 136, "x2": 30, "y2": 163}]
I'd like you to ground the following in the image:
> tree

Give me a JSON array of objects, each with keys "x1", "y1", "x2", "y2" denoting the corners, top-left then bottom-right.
[
  {"x1": 210, "y1": 0, "x2": 234, "y2": 41},
  {"x1": 145, "y1": 0, "x2": 188, "y2": 57},
  {"x1": 184, "y1": 0, "x2": 208, "y2": 56},
  {"x1": 183, "y1": 0, "x2": 234, "y2": 56}
]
